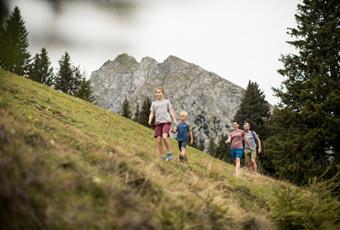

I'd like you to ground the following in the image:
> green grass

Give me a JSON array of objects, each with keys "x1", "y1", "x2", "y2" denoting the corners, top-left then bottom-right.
[{"x1": 0, "y1": 70, "x2": 338, "y2": 229}]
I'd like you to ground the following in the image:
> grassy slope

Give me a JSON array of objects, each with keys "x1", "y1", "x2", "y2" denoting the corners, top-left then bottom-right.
[{"x1": 1, "y1": 70, "x2": 293, "y2": 229}]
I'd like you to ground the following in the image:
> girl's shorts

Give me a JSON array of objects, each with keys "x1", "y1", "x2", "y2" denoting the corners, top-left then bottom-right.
[{"x1": 154, "y1": 123, "x2": 171, "y2": 138}]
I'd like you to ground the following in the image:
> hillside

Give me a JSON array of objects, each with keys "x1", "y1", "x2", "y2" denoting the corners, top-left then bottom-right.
[{"x1": 1, "y1": 70, "x2": 338, "y2": 230}]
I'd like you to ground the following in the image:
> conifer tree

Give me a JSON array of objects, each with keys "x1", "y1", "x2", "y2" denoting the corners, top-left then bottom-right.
[
  {"x1": 264, "y1": 0, "x2": 339, "y2": 184},
  {"x1": 133, "y1": 102, "x2": 140, "y2": 122},
  {"x1": 198, "y1": 139, "x2": 205, "y2": 152},
  {"x1": 191, "y1": 133, "x2": 199, "y2": 149},
  {"x1": 0, "y1": 6, "x2": 30, "y2": 75},
  {"x1": 138, "y1": 97, "x2": 152, "y2": 127},
  {"x1": 121, "y1": 98, "x2": 132, "y2": 119},
  {"x1": 29, "y1": 47, "x2": 54, "y2": 86},
  {"x1": 207, "y1": 138, "x2": 217, "y2": 155},
  {"x1": 75, "y1": 77, "x2": 93, "y2": 102},
  {"x1": 215, "y1": 134, "x2": 229, "y2": 162},
  {"x1": 54, "y1": 52, "x2": 82, "y2": 96},
  {"x1": 233, "y1": 81, "x2": 270, "y2": 139},
  {"x1": 0, "y1": 0, "x2": 9, "y2": 26}
]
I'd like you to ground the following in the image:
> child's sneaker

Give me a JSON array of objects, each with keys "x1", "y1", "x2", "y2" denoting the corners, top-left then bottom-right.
[{"x1": 166, "y1": 152, "x2": 173, "y2": 161}]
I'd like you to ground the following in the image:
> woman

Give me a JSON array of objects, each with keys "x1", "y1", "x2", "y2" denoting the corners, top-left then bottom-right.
[{"x1": 225, "y1": 121, "x2": 251, "y2": 177}]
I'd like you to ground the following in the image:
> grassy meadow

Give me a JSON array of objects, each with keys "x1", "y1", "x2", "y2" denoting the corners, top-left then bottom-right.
[{"x1": 0, "y1": 70, "x2": 338, "y2": 230}]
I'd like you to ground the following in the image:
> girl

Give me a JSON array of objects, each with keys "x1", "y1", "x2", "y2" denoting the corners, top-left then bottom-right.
[{"x1": 148, "y1": 87, "x2": 177, "y2": 161}]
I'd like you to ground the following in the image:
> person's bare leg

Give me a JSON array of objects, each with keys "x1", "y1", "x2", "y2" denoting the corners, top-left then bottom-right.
[
  {"x1": 245, "y1": 151, "x2": 251, "y2": 173},
  {"x1": 156, "y1": 137, "x2": 164, "y2": 158},
  {"x1": 162, "y1": 133, "x2": 172, "y2": 153},
  {"x1": 235, "y1": 158, "x2": 241, "y2": 177},
  {"x1": 247, "y1": 162, "x2": 252, "y2": 173},
  {"x1": 182, "y1": 147, "x2": 188, "y2": 162},
  {"x1": 181, "y1": 147, "x2": 186, "y2": 157},
  {"x1": 252, "y1": 160, "x2": 257, "y2": 175}
]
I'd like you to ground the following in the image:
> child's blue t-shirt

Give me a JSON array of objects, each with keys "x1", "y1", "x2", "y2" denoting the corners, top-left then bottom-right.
[{"x1": 177, "y1": 122, "x2": 190, "y2": 142}]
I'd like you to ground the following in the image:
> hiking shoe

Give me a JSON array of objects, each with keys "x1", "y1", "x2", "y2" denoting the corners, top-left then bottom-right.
[
  {"x1": 179, "y1": 154, "x2": 183, "y2": 162},
  {"x1": 183, "y1": 156, "x2": 188, "y2": 162},
  {"x1": 166, "y1": 153, "x2": 173, "y2": 161},
  {"x1": 159, "y1": 155, "x2": 166, "y2": 160}
]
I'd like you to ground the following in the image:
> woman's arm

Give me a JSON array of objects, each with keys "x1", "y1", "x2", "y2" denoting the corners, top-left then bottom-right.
[{"x1": 225, "y1": 135, "x2": 231, "y2": 144}]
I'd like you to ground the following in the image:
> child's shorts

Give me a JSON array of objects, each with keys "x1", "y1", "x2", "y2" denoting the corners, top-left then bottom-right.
[
  {"x1": 178, "y1": 140, "x2": 188, "y2": 151},
  {"x1": 154, "y1": 122, "x2": 171, "y2": 138},
  {"x1": 230, "y1": 148, "x2": 244, "y2": 160}
]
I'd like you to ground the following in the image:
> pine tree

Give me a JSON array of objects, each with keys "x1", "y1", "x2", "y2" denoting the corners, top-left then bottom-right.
[
  {"x1": 138, "y1": 97, "x2": 152, "y2": 127},
  {"x1": 264, "y1": 0, "x2": 340, "y2": 185},
  {"x1": 121, "y1": 98, "x2": 132, "y2": 119},
  {"x1": 75, "y1": 77, "x2": 93, "y2": 102},
  {"x1": 198, "y1": 139, "x2": 205, "y2": 152},
  {"x1": 73, "y1": 66, "x2": 83, "y2": 95},
  {"x1": 207, "y1": 138, "x2": 217, "y2": 155},
  {"x1": 191, "y1": 132, "x2": 199, "y2": 149},
  {"x1": 55, "y1": 52, "x2": 81, "y2": 96},
  {"x1": 215, "y1": 134, "x2": 229, "y2": 162},
  {"x1": 29, "y1": 47, "x2": 54, "y2": 86},
  {"x1": 133, "y1": 102, "x2": 140, "y2": 122},
  {"x1": 55, "y1": 52, "x2": 72, "y2": 93},
  {"x1": 233, "y1": 81, "x2": 270, "y2": 139},
  {"x1": 0, "y1": 0, "x2": 9, "y2": 26},
  {"x1": 0, "y1": 6, "x2": 30, "y2": 75}
]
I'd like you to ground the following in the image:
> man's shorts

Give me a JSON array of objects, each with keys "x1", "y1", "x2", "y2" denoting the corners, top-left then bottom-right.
[
  {"x1": 244, "y1": 149, "x2": 257, "y2": 164},
  {"x1": 154, "y1": 123, "x2": 171, "y2": 138},
  {"x1": 178, "y1": 140, "x2": 188, "y2": 151},
  {"x1": 230, "y1": 148, "x2": 244, "y2": 160}
]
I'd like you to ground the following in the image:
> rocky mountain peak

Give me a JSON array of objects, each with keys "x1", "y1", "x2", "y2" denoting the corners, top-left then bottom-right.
[
  {"x1": 114, "y1": 53, "x2": 138, "y2": 66},
  {"x1": 140, "y1": 56, "x2": 158, "y2": 67},
  {"x1": 162, "y1": 55, "x2": 192, "y2": 70}
]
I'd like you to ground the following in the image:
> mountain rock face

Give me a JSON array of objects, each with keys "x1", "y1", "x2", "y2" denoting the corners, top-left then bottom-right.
[{"x1": 90, "y1": 53, "x2": 244, "y2": 148}]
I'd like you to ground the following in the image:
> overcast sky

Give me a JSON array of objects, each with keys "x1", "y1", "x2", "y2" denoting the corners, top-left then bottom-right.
[{"x1": 9, "y1": 0, "x2": 300, "y2": 105}]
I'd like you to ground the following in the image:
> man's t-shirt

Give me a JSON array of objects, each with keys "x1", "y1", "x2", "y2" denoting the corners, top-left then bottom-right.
[
  {"x1": 244, "y1": 130, "x2": 258, "y2": 150},
  {"x1": 230, "y1": 129, "x2": 245, "y2": 149},
  {"x1": 150, "y1": 99, "x2": 172, "y2": 124},
  {"x1": 177, "y1": 122, "x2": 190, "y2": 142}
]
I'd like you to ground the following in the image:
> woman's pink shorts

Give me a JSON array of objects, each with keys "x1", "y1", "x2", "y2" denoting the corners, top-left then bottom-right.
[{"x1": 154, "y1": 123, "x2": 171, "y2": 138}]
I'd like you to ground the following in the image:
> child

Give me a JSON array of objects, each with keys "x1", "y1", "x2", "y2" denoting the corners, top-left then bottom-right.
[
  {"x1": 148, "y1": 87, "x2": 177, "y2": 161},
  {"x1": 172, "y1": 111, "x2": 193, "y2": 162},
  {"x1": 225, "y1": 121, "x2": 252, "y2": 177}
]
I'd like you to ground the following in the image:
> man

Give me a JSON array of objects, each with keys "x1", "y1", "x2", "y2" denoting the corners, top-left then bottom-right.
[{"x1": 243, "y1": 122, "x2": 261, "y2": 175}]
